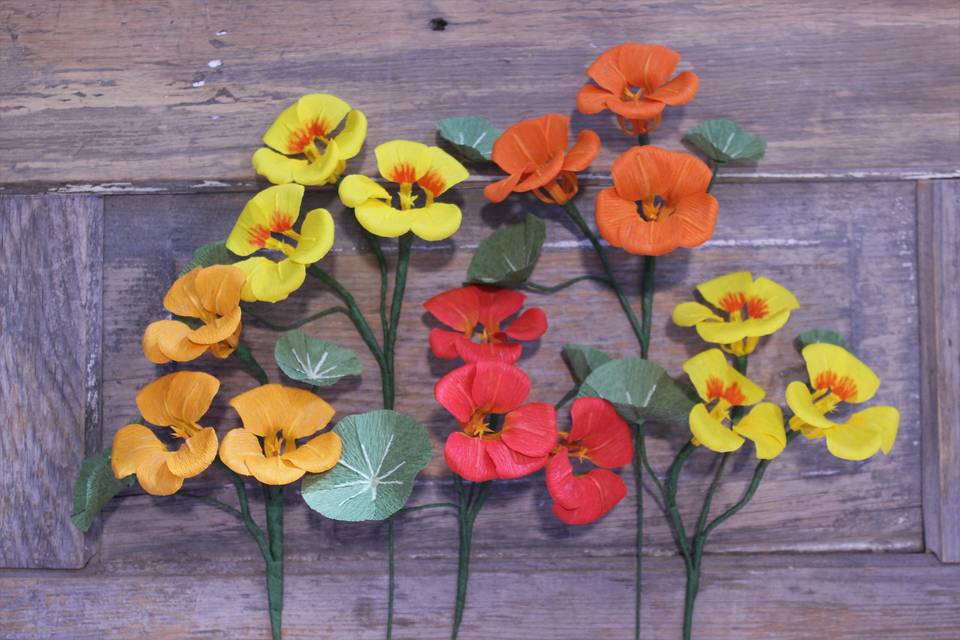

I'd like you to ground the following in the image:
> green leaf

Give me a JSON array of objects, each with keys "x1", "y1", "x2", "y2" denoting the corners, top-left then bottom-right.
[
  {"x1": 466, "y1": 214, "x2": 546, "y2": 287},
  {"x1": 71, "y1": 448, "x2": 134, "y2": 532},
  {"x1": 436, "y1": 116, "x2": 501, "y2": 162},
  {"x1": 684, "y1": 119, "x2": 766, "y2": 164},
  {"x1": 795, "y1": 329, "x2": 849, "y2": 353},
  {"x1": 274, "y1": 330, "x2": 362, "y2": 387},
  {"x1": 563, "y1": 344, "x2": 613, "y2": 383},
  {"x1": 578, "y1": 358, "x2": 696, "y2": 425},
  {"x1": 301, "y1": 410, "x2": 433, "y2": 521},
  {"x1": 179, "y1": 240, "x2": 240, "y2": 277}
]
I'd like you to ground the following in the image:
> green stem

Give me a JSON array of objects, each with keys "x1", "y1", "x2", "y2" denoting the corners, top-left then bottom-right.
[
  {"x1": 359, "y1": 227, "x2": 390, "y2": 343},
  {"x1": 386, "y1": 518, "x2": 396, "y2": 640},
  {"x1": 523, "y1": 274, "x2": 610, "y2": 293},
  {"x1": 554, "y1": 386, "x2": 579, "y2": 410},
  {"x1": 263, "y1": 485, "x2": 284, "y2": 640},
  {"x1": 179, "y1": 492, "x2": 243, "y2": 520},
  {"x1": 398, "y1": 502, "x2": 459, "y2": 514},
  {"x1": 694, "y1": 454, "x2": 729, "y2": 538},
  {"x1": 637, "y1": 133, "x2": 650, "y2": 146},
  {"x1": 241, "y1": 304, "x2": 348, "y2": 332},
  {"x1": 383, "y1": 233, "x2": 413, "y2": 410},
  {"x1": 639, "y1": 257, "x2": 656, "y2": 359},
  {"x1": 633, "y1": 425, "x2": 645, "y2": 640},
  {"x1": 232, "y1": 341, "x2": 269, "y2": 385},
  {"x1": 664, "y1": 443, "x2": 695, "y2": 560},
  {"x1": 451, "y1": 478, "x2": 491, "y2": 640},
  {"x1": 707, "y1": 162, "x2": 722, "y2": 193}
]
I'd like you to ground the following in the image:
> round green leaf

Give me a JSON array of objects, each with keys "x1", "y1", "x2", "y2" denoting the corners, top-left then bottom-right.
[
  {"x1": 274, "y1": 330, "x2": 362, "y2": 387},
  {"x1": 563, "y1": 343, "x2": 613, "y2": 383},
  {"x1": 301, "y1": 410, "x2": 433, "y2": 521},
  {"x1": 436, "y1": 116, "x2": 501, "y2": 162},
  {"x1": 578, "y1": 358, "x2": 696, "y2": 425},
  {"x1": 684, "y1": 119, "x2": 766, "y2": 164},
  {"x1": 466, "y1": 213, "x2": 546, "y2": 287},
  {"x1": 795, "y1": 329, "x2": 849, "y2": 353}
]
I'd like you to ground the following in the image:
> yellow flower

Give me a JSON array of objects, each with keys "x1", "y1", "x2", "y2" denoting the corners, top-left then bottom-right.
[
  {"x1": 682, "y1": 349, "x2": 786, "y2": 459},
  {"x1": 252, "y1": 93, "x2": 367, "y2": 186},
  {"x1": 219, "y1": 384, "x2": 342, "y2": 485},
  {"x1": 672, "y1": 271, "x2": 799, "y2": 356},
  {"x1": 112, "y1": 372, "x2": 221, "y2": 496},
  {"x1": 143, "y1": 265, "x2": 245, "y2": 363},
  {"x1": 338, "y1": 140, "x2": 468, "y2": 241},
  {"x1": 786, "y1": 343, "x2": 899, "y2": 461},
  {"x1": 226, "y1": 184, "x2": 335, "y2": 303}
]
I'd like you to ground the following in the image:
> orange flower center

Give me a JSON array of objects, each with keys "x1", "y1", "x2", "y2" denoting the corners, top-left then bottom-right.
[
  {"x1": 705, "y1": 377, "x2": 747, "y2": 405},
  {"x1": 814, "y1": 371, "x2": 858, "y2": 402},
  {"x1": 716, "y1": 291, "x2": 770, "y2": 320},
  {"x1": 462, "y1": 411, "x2": 504, "y2": 439},
  {"x1": 287, "y1": 118, "x2": 330, "y2": 156},
  {"x1": 639, "y1": 195, "x2": 674, "y2": 221},
  {"x1": 247, "y1": 210, "x2": 301, "y2": 253},
  {"x1": 533, "y1": 171, "x2": 579, "y2": 205}
]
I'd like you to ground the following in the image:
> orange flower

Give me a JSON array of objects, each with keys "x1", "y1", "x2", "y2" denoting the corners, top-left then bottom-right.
[
  {"x1": 577, "y1": 43, "x2": 699, "y2": 136},
  {"x1": 596, "y1": 146, "x2": 718, "y2": 256},
  {"x1": 484, "y1": 114, "x2": 600, "y2": 205}
]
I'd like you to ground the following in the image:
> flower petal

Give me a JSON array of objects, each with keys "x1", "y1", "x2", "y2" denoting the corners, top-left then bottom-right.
[
  {"x1": 296, "y1": 94, "x2": 351, "y2": 140},
  {"x1": 454, "y1": 340, "x2": 522, "y2": 364},
  {"x1": 136, "y1": 451, "x2": 184, "y2": 496},
  {"x1": 233, "y1": 257, "x2": 306, "y2": 304},
  {"x1": 435, "y1": 364, "x2": 478, "y2": 422},
  {"x1": 246, "y1": 455, "x2": 306, "y2": 485},
  {"x1": 491, "y1": 114, "x2": 568, "y2": 178},
  {"x1": 576, "y1": 84, "x2": 615, "y2": 115},
  {"x1": 801, "y1": 343, "x2": 880, "y2": 404},
  {"x1": 784, "y1": 381, "x2": 836, "y2": 430},
  {"x1": 733, "y1": 403, "x2": 786, "y2": 460},
  {"x1": 471, "y1": 361, "x2": 531, "y2": 414},
  {"x1": 166, "y1": 426, "x2": 219, "y2": 478},
  {"x1": 562, "y1": 129, "x2": 601, "y2": 172},
  {"x1": 194, "y1": 265, "x2": 246, "y2": 316},
  {"x1": 226, "y1": 184, "x2": 305, "y2": 256},
  {"x1": 219, "y1": 428, "x2": 264, "y2": 476},
  {"x1": 682, "y1": 349, "x2": 764, "y2": 405},
  {"x1": 483, "y1": 172, "x2": 522, "y2": 203},
  {"x1": 291, "y1": 138, "x2": 341, "y2": 185},
  {"x1": 670, "y1": 192, "x2": 719, "y2": 249},
  {"x1": 444, "y1": 432, "x2": 498, "y2": 482},
  {"x1": 475, "y1": 287, "x2": 526, "y2": 329},
  {"x1": 252, "y1": 147, "x2": 303, "y2": 185},
  {"x1": 333, "y1": 109, "x2": 367, "y2": 159},
  {"x1": 419, "y1": 146, "x2": 469, "y2": 197},
  {"x1": 429, "y1": 328, "x2": 465, "y2": 360},
  {"x1": 696, "y1": 271, "x2": 753, "y2": 309},
  {"x1": 424, "y1": 286, "x2": 481, "y2": 333},
  {"x1": 750, "y1": 277, "x2": 800, "y2": 317},
  {"x1": 375, "y1": 140, "x2": 432, "y2": 184},
  {"x1": 617, "y1": 43, "x2": 680, "y2": 93},
  {"x1": 689, "y1": 403, "x2": 745, "y2": 453},
  {"x1": 646, "y1": 70, "x2": 699, "y2": 105},
  {"x1": 287, "y1": 208, "x2": 335, "y2": 265},
  {"x1": 162, "y1": 268, "x2": 203, "y2": 317},
  {"x1": 504, "y1": 308, "x2": 548, "y2": 341},
  {"x1": 112, "y1": 424, "x2": 166, "y2": 479},
  {"x1": 606, "y1": 99, "x2": 666, "y2": 121},
  {"x1": 189, "y1": 307, "x2": 242, "y2": 346},
  {"x1": 672, "y1": 302, "x2": 722, "y2": 327},
  {"x1": 356, "y1": 200, "x2": 413, "y2": 238},
  {"x1": 229, "y1": 384, "x2": 335, "y2": 440},
  {"x1": 136, "y1": 371, "x2": 219, "y2": 427},
  {"x1": 143, "y1": 320, "x2": 207, "y2": 364},
  {"x1": 500, "y1": 402, "x2": 557, "y2": 457},
  {"x1": 409, "y1": 203, "x2": 462, "y2": 242},
  {"x1": 283, "y1": 431, "x2": 342, "y2": 473},
  {"x1": 485, "y1": 438, "x2": 547, "y2": 479},
  {"x1": 568, "y1": 397, "x2": 633, "y2": 468},
  {"x1": 548, "y1": 452, "x2": 627, "y2": 525},
  {"x1": 339, "y1": 173, "x2": 391, "y2": 208}
]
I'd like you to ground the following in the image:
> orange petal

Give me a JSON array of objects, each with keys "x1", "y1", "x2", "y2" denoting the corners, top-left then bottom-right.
[
  {"x1": 282, "y1": 432, "x2": 342, "y2": 473},
  {"x1": 194, "y1": 265, "x2": 246, "y2": 316},
  {"x1": 188, "y1": 306, "x2": 242, "y2": 345},
  {"x1": 646, "y1": 71, "x2": 699, "y2": 105},
  {"x1": 162, "y1": 269, "x2": 202, "y2": 318},
  {"x1": 671, "y1": 193, "x2": 719, "y2": 249},
  {"x1": 585, "y1": 45, "x2": 629, "y2": 94},
  {"x1": 514, "y1": 152, "x2": 564, "y2": 192},
  {"x1": 562, "y1": 129, "x2": 601, "y2": 172},
  {"x1": 208, "y1": 325, "x2": 241, "y2": 359},
  {"x1": 483, "y1": 172, "x2": 522, "y2": 203},
  {"x1": 136, "y1": 371, "x2": 219, "y2": 427},
  {"x1": 136, "y1": 451, "x2": 185, "y2": 496},
  {"x1": 576, "y1": 85, "x2": 615, "y2": 115},
  {"x1": 617, "y1": 43, "x2": 680, "y2": 94},
  {"x1": 219, "y1": 428, "x2": 265, "y2": 476},
  {"x1": 229, "y1": 384, "x2": 335, "y2": 439},
  {"x1": 245, "y1": 455, "x2": 305, "y2": 485},
  {"x1": 143, "y1": 320, "x2": 206, "y2": 364},
  {"x1": 112, "y1": 423, "x2": 166, "y2": 478},
  {"x1": 166, "y1": 427, "x2": 219, "y2": 478},
  {"x1": 606, "y1": 98, "x2": 666, "y2": 121},
  {"x1": 595, "y1": 187, "x2": 641, "y2": 249}
]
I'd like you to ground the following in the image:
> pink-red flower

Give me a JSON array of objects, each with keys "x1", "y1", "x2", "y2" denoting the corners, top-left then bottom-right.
[
  {"x1": 547, "y1": 397, "x2": 633, "y2": 525},
  {"x1": 424, "y1": 286, "x2": 547, "y2": 364},
  {"x1": 436, "y1": 361, "x2": 557, "y2": 482}
]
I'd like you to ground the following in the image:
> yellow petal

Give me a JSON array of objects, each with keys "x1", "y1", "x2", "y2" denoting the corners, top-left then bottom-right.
[
  {"x1": 375, "y1": 140, "x2": 431, "y2": 184},
  {"x1": 696, "y1": 271, "x2": 753, "y2": 309},
  {"x1": 682, "y1": 349, "x2": 765, "y2": 405},
  {"x1": 333, "y1": 109, "x2": 367, "y2": 159},
  {"x1": 166, "y1": 427, "x2": 219, "y2": 478},
  {"x1": 356, "y1": 200, "x2": 413, "y2": 238},
  {"x1": 282, "y1": 432, "x2": 342, "y2": 473},
  {"x1": 291, "y1": 138, "x2": 341, "y2": 186},
  {"x1": 219, "y1": 428, "x2": 265, "y2": 476},
  {"x1": 229, "y1": 384, "x2": 335, "y2": 440},
  {"x1": 252, "y1": 147, "x2": 303, "y2": 184},
  {"x1": 696, "y1": 311, "x2": 792, "y2": 344},
  {"x1": 409, "y1": 202, "x2": 462, "y2": 241},
  {"x1": 287, "y1": 208, "x2": 335, "y2": 265},
  {"x1": 418, "y1": 146, "x2": 469, "y2": 197},
  {"x1": 734, "y1": 403, "x2": 786, "y2": 459},
  {"x1": 296, "y1": 94, "x2": 351, "y2": 138},
  {"x1": 785, "y1": 381, "x2": 837, "y2": 430},
  {"x1": 136, "y1": 371, "x2": 219, "y2": 427},
  {"x1": 226, "y1": 184, "x2": 305, "y2": 257},
  {"x1": 801, "y1": 343, "x2": 881, "y2": 403},
  {"x1": 824, "y1": 423, "x2": 882, "y2": 461},
  {"x1": 188, "y1": 306, "x2": 242, "y2": 345},
  {"x1": 143, "y1": 320, "x2": 207, "y2": 364},
  {"x1": 233, "y1": 256, "x2": 306, "y2": 303},
  {"x1": 245, "y1": 455, "x2": 305, "y2": 485},
  {"x1": 750, "y1": 277, "x2": 800, "y2": 316},
  {"x1": 112, "y1": 424, "x2": 166, "y2": 478},
  {"x1": 261, "y1": 94, "x2": 350, "y2": 155},
  {"x1": 689, "y1": 403, "x2": 744, "y2": 453},
  {"x1": 194, "y1": 265, "x2": 246, "y2": 316},
  {"x1": 136, "y1": 451, "x2": 184, "y2": 496},
  {"x1": 842, "y1": 405, "x2": 900, "y2": 456},
  {"x1": 162, "y1": 268, "x2": 202, "y2": 318},
  {"x1": 338, "y1": 174, "x2": 390, "y2": 208},
  {"x1": 261, "y1": 100, "x2": 305, "y2": 154},
  {"x1": 672, "y1": 301, "x2": 721, "y2": 327}
]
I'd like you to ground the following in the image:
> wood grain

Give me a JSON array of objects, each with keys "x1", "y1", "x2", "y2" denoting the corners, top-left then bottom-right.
[
  {"x1": 1, "y1": 0, "x2": 958, "y2": 190},
  {"x1": 0, "y1": 194, "x2": 103, "y2": 568},
  {"x1": 919, "y1": 180, "x2": 960, "y2": 563}
]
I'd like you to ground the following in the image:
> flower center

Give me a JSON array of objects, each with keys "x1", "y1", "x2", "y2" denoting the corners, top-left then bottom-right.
[
  {"x1": 463, "y1": 411, "x2": 505, "y2": 439},
  {"x1": 717, "y1": 292, "x2": 769, "y2": 320},
  {"x1": 263, "y1": 431, "x2": 297, "y2": 458},
  {"x1": 169, "y1": 419, "x2": 202, "y2": 440},
  {"x1": 639, "y1": 195, "x2": 674, "y2": 221},
  {"x1": 814, "y1": 372, "x2": 858, "y2": 402}
]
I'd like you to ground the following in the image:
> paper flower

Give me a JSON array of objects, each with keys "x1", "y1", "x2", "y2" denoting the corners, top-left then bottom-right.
[
  {"x1": 226, "y1": 184, "x2": 335, "y2": 303},
  {"x1": 112, "y1": 371, "x2": 221, "y2": 496},
  {"x1": 252, "y1": 93, "x2": 367, "y2": 186},
  {"x1": 596, "y1": 146, "x2": 718, "y2": 256},
  {"x1": 682, "y1": 350, "x2": 786, "y2": 459},
  {"x1": 424, "y1": 285, "x2": 547, "y2": 364},
  {"x1": 484, "y1": 113, "x2": 600, "y2": 205},
  {"x1": 672, "y1": 271, "x2": 799, "y2": 356},
  {"x1": 436, "y1": 361, "x2": 557, "y2": 482},
  {"x1": 219, "y1": 384, "x2": 342, "y2": 485},
  {"x1": 546, "y1": 397, "x2": 633, "y2": 525},
  {"x1": 786, "y1": 344, "x2": 899, "y2": 461},
  {"x1": 142, "y1": 265, "x2": 245, "y2": 363},
  {"x1": 577, "y1": 43, "x2": 699, "y2": 136},
  {"x1": 339, "y1": 140, "x2": 468, "y2": 241}
]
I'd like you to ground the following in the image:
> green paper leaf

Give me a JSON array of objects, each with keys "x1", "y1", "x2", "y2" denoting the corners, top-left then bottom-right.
[
  {"x1": 274, "y1": 330, "x2": 362, "y2": 387},
  {"x1": 684, "y1": 119, "x2": 766, "y2": 164},
  {"x1": 563, "y1": 344, "x2": 613, "y2": 383},
  {"x1": 578, "y1": 358, "x2": 696, "y2": 425},
  {"x1": 179, "y1": 240, "x2": 240, "y2": 277},
  {"x1": 466, "y1": 213, "x2": 546, "y2": 287},
  {"x1": 795, "y1": 329, "x2": 849, "y2": 353},
  {"x1": 71, "y1": 448, "x2": 134, "y2": 532},
  {"x1": 436, "y1": 116, "x2": 501, "y2": 162},
  {"x1": 301, "y1": 410, "x2": 432, "y2": 521}
]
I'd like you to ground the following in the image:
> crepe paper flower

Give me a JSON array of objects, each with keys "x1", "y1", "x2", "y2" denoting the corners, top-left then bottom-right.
[
  {"x1": 143, "y1": 265, "x2": 246, "y2": 363},
  {"x1": 596, "y1": 146, "x2": 718, "y2": 256},
  {"x1": 672, "y1": 271, "x2": 800, "y2": 356},
  {"x1": 225, "y1": 184, "x2": 335, "y2": 303},
  {"x1": 112, "y1": 371, "x2": 221, "y2": 496},
  {"x1": 338, "y1": 140, "x2": 468, "y2": 241},
  {"x1": 252, "y1": 93, "x2": 367, "y2": 186},
  {"x1": 682, "y1": 349, "x2": 786, "y2": 459},
  {"x1": 219, "y1": 384, "x2": 342, "y2": 485},
  {"x1": 424, "y1": 285, "x2": 547, "y2": 364},
  {"x1": 576, "y1": 43, "x2": 699, "y2": 136},
  {"x1": 436, "y1": 361, "x2": 557, "y2": 482},
  {"x1": 483, "y1": 113, "x2": 600, "y2": 205},
  {"x1": 786, "y1": 343, "x2": 899, "y2": 461},
  {"x1": 546, "y1": 397, "x2": 633, "y2": 525}
]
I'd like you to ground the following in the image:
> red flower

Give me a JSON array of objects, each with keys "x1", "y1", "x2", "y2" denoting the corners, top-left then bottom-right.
[
  {"x1": 547, "y1": 397, "x2": 633, "y2": 525},
  {"x1": 424, "y1": 285, "x2": 548, "y2": 364},
  {"x1": 436, "y1": 362, "x2": 557, "y2": 482}
]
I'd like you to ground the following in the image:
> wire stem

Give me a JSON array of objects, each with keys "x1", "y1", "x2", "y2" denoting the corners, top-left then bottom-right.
[
  {"x1": 523, "y1": 274, "x2": 610, "y2": 293},
  {"x1": 241, "y1": 304, "x2": 348, "y2": 332}
]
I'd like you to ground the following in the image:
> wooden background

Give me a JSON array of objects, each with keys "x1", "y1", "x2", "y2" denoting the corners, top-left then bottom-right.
[{"x1": 1, "y1": 1, "x2": 958, "y2": 638}]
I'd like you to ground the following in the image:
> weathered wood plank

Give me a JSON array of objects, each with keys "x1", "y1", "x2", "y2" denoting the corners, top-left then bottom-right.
[
  {"x1": 919, "y1": 180, "x2": 960, "y2": 563},
  {"x1": 1, "y1": 554, "x2": 957, "y2": 639},
  {"x1": 1, "y1": 0, "x2": 958, "y2": 190},
  {"x1": 0, "y1": 194, "x2": 103, "y2": 568},
  {"x1": 93, "y1": 180, "x2": 922, "y2": 566}
]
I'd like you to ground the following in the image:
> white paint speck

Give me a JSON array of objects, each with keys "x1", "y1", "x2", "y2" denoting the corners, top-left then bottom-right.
[
  {"x1": 216, "y1": 30, "x2": 228, "y2": 36},
  {"x1": 208, "y1": 59, "x2": 222, "y2": 68},
  {"x1": 192, "y1": 80, "x2": 205, "y2": 88}
]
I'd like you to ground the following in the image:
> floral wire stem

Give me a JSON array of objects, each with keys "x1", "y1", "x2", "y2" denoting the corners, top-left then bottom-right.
[
  {"x1": 233, "y1": 341, "x2": 269, "y2": 385},
  {"x1": 523, "y1": 274, "x2": 610, "y2": 293},
  {"x1": 451, "y1": 477, "x2": 491, "y2": 640},
  {"x1": 241, "y1": 304, "x2": 349, "y2": 332}
]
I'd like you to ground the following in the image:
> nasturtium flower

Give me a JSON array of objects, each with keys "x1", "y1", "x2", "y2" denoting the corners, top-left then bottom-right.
[
  {"x1": 546, "y1": 397, "x2": 632, "y2": 525},
  {"x1": 143, "y1": 265, "x2": 245, "y2": 363},
  {"x1": 338, "y1": 140, "x2": 468, "y2": 241},
  {"x1": 252, "y1": 93, "x2": 367, "y2": 186},
  {"x1": 596, "y1": 146, "x2": 718, "y2": 256},
  {"x1": 424, "y1": 285, "x2": 547, "y2": 364},
  {"x1": 672, "y1": 271, "x2": 800, "y2": 356},
  {"x1": 484, "y1": 113, "x2": 600, "y2": 205},
  {"x1": 683, "y1": 349, "x2": 786, "y2": 459},
  {"x1": 219, "y1": 384, "x2": 342, "y2": 485},
  {"x1": 226, "y1": 184, "x2": 335, "y2": 303},
  {"x1": 577, "y1": 43, "x2": 699, "y2": 135},
  {"x1": 436, "y1": 361, "x2": 557, "y2": 482},
  {"x1": 786, "y1": 344, "x2": 899, "y2": 461},
  {"x1": 112, "y1": 372, "x2": 220, "y2": 496}
]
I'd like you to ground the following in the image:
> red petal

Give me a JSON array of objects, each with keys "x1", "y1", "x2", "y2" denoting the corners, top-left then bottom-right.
[
  {"x1": 474, "y1": 286, "x2": 525, "y2": 329},
  {"x1": 569, "y1": 397, "x2": 634, "y2": 468},
  {"x1": 444, "y1": 432, "x2": 498, "y2": 482},
  {"x1": 552, "y1": 468, "x2": 627, "y2": 525},
  {"x1": 545, "y1": 452, "x2": 582, "y2": 509},
  {"x1": 424, "y1": 287, "x2": 481, "y2": 333},
  {"x1": 435, "y1": 364, "x2": 478, "y2": 423},
  {"x1": 501, "y1": 402, "x2": 558, "y2": 457},
  {"x1": 429, "y1": 328, "x2": 465, "y2": 360},
  {"x1": 471, "y1": 361, "x2": 530, "y2": 414},
  {"x1": 485, "y1": 439, "x2": 547, "y2": 479},
  {"x1": 504, "y1": 308, "x2": 548, "y2": 341},
  {"x1": 455, "y1": 339, "x2": 522, "y2": 364}
]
